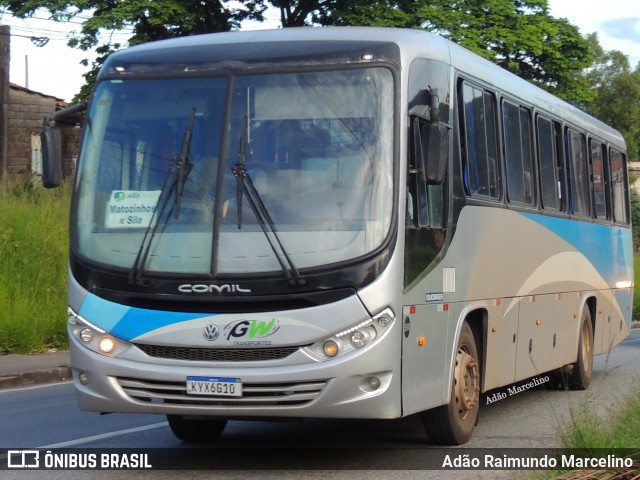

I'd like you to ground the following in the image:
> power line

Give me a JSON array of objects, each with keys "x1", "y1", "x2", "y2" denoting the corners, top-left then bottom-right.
[
  {"x1": 6, "y1": 27, "x2": 69, "y2": 41},
  {"x1": 1, "y1": 10, "x2": 134, "y2": 43},
  {"x1": 29, "y1": 14, "x2": 86, "y2": 26},
  {"x1": 1, "y1": 25, "x2": 134, "y2": 50},
  {"x1": 0, "y1": 30, "x2": 49, "y2": 47}
]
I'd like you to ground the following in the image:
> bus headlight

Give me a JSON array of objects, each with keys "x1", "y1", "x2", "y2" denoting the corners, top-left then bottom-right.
[
  {"x1": 350, "y1": 330, "x2": 369, "y2": 348},
  {"x1": 79, "y1": 328, "x2": 93, "y2": 343},
  {"x1": 98, "y1": 337, "x2": 116, "y2": 354},
  {"x1": 303, "y1": 308, "x2": 395, "y2": 361},
  {"x1": 68, "y1": 307, "x2": 129, "y2": 357}
]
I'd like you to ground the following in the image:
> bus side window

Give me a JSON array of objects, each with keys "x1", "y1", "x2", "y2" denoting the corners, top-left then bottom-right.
[
  {"x1": 590, "y1": 140, "x2": 609, "y2": 220},
  {"x1": 565, "y1": 129, "x2": 590, "y2": 216},
  {"x1": 536, "y1": 116, "x2": 562, "y2": 211},
  {"x1": 502, "y1": 100, "x2": 534, "y2": 205},
  {"x1": 610, "y1": 148, "x2": 629, "y2": 224},
  {"x1": 459, "y1": 80, "x2": 500, "y2": 199}
]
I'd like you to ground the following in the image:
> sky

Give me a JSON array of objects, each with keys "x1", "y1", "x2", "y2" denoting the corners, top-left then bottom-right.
[{"x1": 1, "y1": 0, "x2": 639, "y2": 103}]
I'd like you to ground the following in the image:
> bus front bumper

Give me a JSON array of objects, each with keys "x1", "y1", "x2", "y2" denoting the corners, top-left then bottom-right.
[{"x1": 68, "y1": 332, "x2": 402, "y2": 420}]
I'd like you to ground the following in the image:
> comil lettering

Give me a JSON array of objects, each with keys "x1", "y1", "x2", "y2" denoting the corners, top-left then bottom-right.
[{"x1": 178, "y1": 284, "x2": 251, "y2": 294}]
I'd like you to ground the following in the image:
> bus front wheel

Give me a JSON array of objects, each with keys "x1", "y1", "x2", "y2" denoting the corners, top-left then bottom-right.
[
  {"x1": 167, "y1": 415, "x2": 227, "y2": 443},
  {"x1": 421, "y1": 321, "x2": 480, "y2": 444}
]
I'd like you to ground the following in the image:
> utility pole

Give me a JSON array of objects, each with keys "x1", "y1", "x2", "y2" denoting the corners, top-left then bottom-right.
[{"x1": 0, "y1": 25, "x2": 9, "y2": 187}]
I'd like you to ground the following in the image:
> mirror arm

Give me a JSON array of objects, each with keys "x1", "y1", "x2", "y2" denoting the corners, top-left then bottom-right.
[
  {"x1": 52, "y1": 101, "x2": 88, "y2": 122},
  {"x1": 429, "y1": 88, "x2": 440, "y2": 123}
]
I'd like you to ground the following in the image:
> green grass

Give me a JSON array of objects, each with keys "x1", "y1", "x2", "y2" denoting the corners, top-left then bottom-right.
[
  {"x1": 634, "y1": 254, "x2": 640, "y2": 321},
  {"x1": 0, "y1": 180, "x2": 70, "y2": 354},
  {"x1": 559, "y1": 386, "x2": 640, "y2": 450},
  {"x1": 549, "y1": 384, "x2": 640, "y2": 478},
  {"x1": 532, "y1": 386, "x2": 640, "y2": 479}
]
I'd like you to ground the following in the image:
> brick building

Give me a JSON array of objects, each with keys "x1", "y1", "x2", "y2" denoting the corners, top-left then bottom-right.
[{"x1": 7, "y1": 83, "x2": 82, "y2": 180}]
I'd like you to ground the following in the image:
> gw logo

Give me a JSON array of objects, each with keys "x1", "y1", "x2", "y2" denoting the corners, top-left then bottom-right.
[{"x1": 224, "y1": 319, "x2": 279, "y2": 340}]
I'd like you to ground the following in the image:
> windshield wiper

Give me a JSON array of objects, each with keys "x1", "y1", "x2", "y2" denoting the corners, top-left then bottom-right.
[
  {"x1": 235, "y1": 115, "x2": 248, "y2": 229},
  {"x1": 231, "y1": 120, "x2": 304, "y2": 286},
  {"x1": 175, "y1": 108, "x2": 196, "y2": 218},
  {"x1": 231, "y1": 163, "x2": 305, "y2": 286},
  {"x1": 129, "y1": 108, "x2": 197, "y2": 285}
]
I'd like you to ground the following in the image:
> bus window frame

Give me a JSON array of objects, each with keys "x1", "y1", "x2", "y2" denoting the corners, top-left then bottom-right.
[
  {"x1": 457, "y1": 77, "x2": 501, "y2": 202},
  {"x1": 501, "y1": 98, "x2": 535, "y2": 207},
  {"x1": 588, "y1": 138, "x2": 611, "y2": 222},
  {"x1": 535, "y1": 114, "x2": 565, "y2": 213},
  {"x1": 609, "y1": 147, "x2": 630, "y2": 226},
  {"x1": 565, "y1": 127, "x2": 591, "y2": 218}
]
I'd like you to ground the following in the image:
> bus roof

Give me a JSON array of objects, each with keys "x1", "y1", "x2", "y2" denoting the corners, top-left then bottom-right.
[{"x1": 101, "y1": 27, "x2": 625, "y2": 150}]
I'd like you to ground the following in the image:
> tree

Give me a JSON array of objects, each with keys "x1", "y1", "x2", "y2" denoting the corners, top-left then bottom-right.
[
  {"x1": 265, "y1": 0, "x2": 417, "y2": 27},
  {"x1": 1, "y1": 0, "x2": 594, "y2": 104},
  {"x1": 0, "y1": 0, "x2": 266, "y2": 101},
  {"x1": 314, "y1": 0, "x2": 594, "y2": 102},
  {"x1": 630, "y1": 189, "x2": 640, "y2": 251},
  {"x1": 267, "y1": 0, "x2": 338, "y2": 26},
  {"x1": 581, "y1": 33, "x2": 640, "y2": 161}
]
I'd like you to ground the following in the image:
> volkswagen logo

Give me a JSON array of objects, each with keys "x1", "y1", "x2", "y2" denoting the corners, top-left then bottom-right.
[{"x1": 202, "y1": 324, "x2": 219, "y2": 341}]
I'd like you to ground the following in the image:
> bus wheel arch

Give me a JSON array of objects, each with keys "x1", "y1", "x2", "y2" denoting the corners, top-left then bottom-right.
[{"x1": 421, "y1": 314, "x2": 483, "y2": 444}]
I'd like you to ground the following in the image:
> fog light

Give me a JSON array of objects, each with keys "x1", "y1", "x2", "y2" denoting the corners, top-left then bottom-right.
[
  {"x1": 79, "y1": 372, "x2": 89, "y2": 386},
  {"x1": 323, "y1": 340, "x2": 339, "y2": 357},
  {"x1": 99, "y1": 337, "x2": 116, "y2": 354},
  {"x1": 368, "y1": 377, "x2": 381, "y2": 390},
  {"x1": 79, "y1": 328, "x2": 93, "y2": 343}
]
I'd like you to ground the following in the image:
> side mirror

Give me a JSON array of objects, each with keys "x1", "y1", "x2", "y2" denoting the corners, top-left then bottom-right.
[
  {"x1": 40, "y1": 101, "x2": 87, "y2": 188},
  {"x1": 413, "y1": 117, "x2": 448, "y2": 184},
  {"x1": 41, "y1": 116, "x2": 62, "y2": 188}
]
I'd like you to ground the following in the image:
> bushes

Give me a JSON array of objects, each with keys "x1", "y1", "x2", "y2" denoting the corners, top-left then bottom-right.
[{"x1": 0, "y1": 179, "x2": 70, "y2": 353}]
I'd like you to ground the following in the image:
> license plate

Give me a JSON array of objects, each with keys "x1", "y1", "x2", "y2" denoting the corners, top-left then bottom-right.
[{"x1": 186, "y1": 376, "x2": 243, "y2": 397}]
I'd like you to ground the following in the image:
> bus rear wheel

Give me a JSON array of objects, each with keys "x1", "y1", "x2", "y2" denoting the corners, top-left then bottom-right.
[
  {"x1": 421, "y1": 322, "x2": 480, "y2": 444},
  {"x1": 568, "y1": 308, "x2": 593, "y2": 390},
  {"x1": 167, "y1": 415, "x2": 227, "y2": 443}
]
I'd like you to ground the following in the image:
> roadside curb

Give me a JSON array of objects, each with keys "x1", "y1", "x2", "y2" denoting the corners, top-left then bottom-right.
[
  {"x1": 0, "y1": 351, "x2": 72, "y2": 390},
  {"x1": 0, "y1": 366, "x2": 71, "y2": 389}
]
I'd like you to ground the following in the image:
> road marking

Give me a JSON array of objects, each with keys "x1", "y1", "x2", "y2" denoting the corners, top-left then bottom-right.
[
  {"x1": 0, "y1": 381, "x2": 73, "y2": 394},
  {"x1": 37, "y1": 421, "x2": 168, "y2": 448}
]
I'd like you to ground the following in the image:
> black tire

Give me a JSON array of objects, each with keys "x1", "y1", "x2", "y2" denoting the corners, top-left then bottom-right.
[
  {"x1": 167, "y1": 415, "x2": 227, "y2": 443},
  {"x1": 568, "y1": 307, "x2": 594, "y2": 390},
  {"x1": 421, "y1": 322, "x2": 480, "y2": 444}
]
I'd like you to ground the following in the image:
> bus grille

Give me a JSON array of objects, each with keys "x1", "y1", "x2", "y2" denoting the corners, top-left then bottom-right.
[
  {"x1": 134, "y1": 343, "x2": 300, "y2": 362},
  {"x1": 116, "y1": 377, "x2": 327, "y2": 407}
]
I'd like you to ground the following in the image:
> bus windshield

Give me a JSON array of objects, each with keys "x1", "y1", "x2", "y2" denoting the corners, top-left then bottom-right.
[{"x1": 72, "y1": 67, "x2": 394, "y2": 277}]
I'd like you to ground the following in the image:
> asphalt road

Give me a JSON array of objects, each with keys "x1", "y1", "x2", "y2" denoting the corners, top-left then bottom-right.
[{"x1": 1, "y1": 329, "x2": 639, "y2": 479}]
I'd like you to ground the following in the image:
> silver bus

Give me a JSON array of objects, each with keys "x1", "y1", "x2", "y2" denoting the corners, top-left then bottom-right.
[{"x1": 43, "y1": 27, "x2": 633, "y2": 444}]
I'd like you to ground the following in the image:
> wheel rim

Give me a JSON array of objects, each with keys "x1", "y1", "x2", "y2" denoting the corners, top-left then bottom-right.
[{"x1": 454, "y1": 346, "x2": 480, "y2": 421}]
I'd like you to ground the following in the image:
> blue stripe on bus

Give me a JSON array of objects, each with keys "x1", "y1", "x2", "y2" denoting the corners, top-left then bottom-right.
[
  {"x1": 78, "y1": 293, "x2": 210, "y2": 341},
  {"x1": 520, "y1": 212, "x2": 633, "y2": 284}
]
